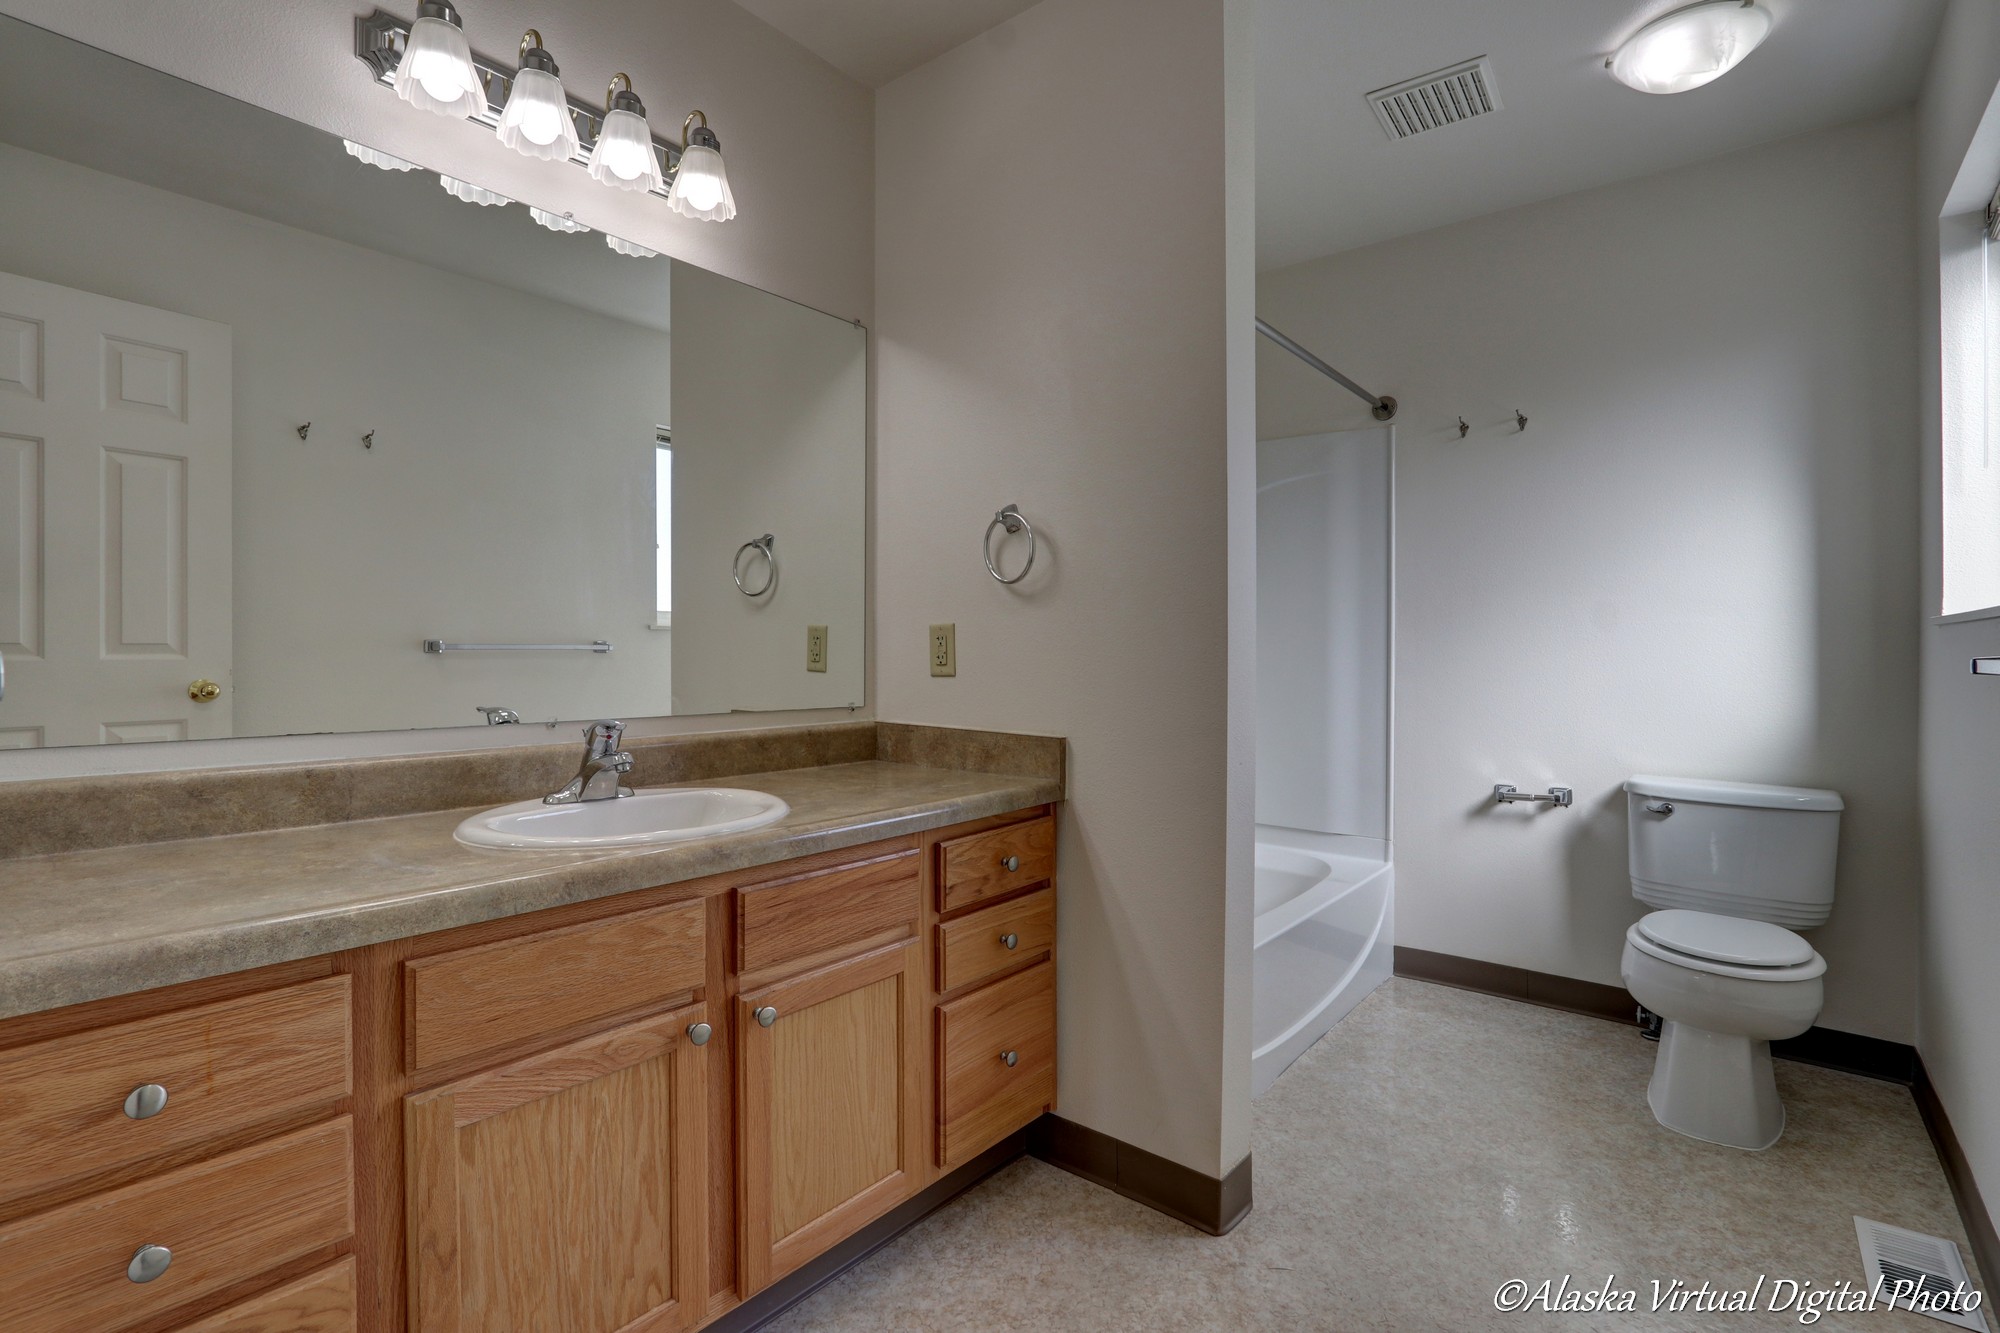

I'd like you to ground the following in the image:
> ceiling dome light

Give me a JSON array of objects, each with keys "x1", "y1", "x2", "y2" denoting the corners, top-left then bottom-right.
[
  {"x1": 606, "y1": 235, "x2": 661, "y2": 258},
  {"x1": 343, "y1": 140, "x2": 419, "y2": 171},
  {"x1": 439, "y1": 175, "x2": 512, "y2": 206},
  {"x1": 1608, "y1": 0, "x2": 1772, "y2": 95},
  {"x1": 394, "y1": 2, "x2": 486, "y2": 118},
  {"x1": 666, "y1": 110, "x2": 736, "y2": 222},
  {"x1": 496, "y1": 29, "x2": 579, "y2": 160},
  {"x1": 530, "y1": 207, "x2": 591, "y2": 234},
  {"x1": 587, "y1": 74, "x2": 664, "y2": 192}
]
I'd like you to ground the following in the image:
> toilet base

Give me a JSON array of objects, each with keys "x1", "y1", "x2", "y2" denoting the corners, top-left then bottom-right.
[{"x1": 1646, "y1": 1020, "x2": 1786, "y2": 1150}]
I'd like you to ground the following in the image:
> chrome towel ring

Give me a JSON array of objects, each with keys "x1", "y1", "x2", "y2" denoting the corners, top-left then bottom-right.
[
  {"x1": 733, "y1": 534, "x2": 777, "y2": 597},
  {"x1": 983, "y1": 504, "x2": 1036, "y2": 585}
]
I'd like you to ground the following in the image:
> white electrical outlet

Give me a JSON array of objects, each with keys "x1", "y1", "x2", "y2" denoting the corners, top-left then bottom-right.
[
  {"x1": 929, "y1": 623, "x2": 956, "y2": 677},
  {"x1": 806, "y1": 625, "x2": 828, "y2": 673}
]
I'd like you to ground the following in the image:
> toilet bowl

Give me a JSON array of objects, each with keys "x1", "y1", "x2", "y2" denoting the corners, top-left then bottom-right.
[
  {"x1": 1620, "y1": 776, "x2": 1842, "y2": 1151},
  {"x1": 1621, "y1": 909, "x2": 1825, "y2": 1150}
]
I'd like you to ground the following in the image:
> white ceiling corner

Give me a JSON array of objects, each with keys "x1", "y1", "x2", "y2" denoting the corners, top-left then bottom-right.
[
  {"x1": 730, "y1": 0, "x2": 1046, "y2": 86},
  {"x1": 1255, "y1": 0, "x2": 1947, "y2": 270}
]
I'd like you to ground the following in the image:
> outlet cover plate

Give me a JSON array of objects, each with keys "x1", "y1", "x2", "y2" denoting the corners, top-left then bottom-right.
[
  {"x1": 806, "y1": 624, "x2": 828, "y2": 673},
  {"x1": 929, "y1": 623, "x2": 956, "y2": 677}
]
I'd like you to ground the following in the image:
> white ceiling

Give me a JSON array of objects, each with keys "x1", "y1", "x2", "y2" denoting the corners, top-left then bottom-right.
[
  {"x1": 1257, "y1": 0, "x2": 1946, "y2": 270},
  {"x1": 730, "y1": 0, "x2": 1044, "y2": 86}
]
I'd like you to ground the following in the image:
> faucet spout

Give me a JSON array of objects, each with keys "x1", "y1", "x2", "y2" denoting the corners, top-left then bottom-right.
[{"x1": 544, "y1": 720, "x2": 634, "y2": 804}]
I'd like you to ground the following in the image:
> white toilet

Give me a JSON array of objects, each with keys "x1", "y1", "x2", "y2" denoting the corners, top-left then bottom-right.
[{"x1": 1618, "y1": 774, "x2": 1843, "y2": 1151}]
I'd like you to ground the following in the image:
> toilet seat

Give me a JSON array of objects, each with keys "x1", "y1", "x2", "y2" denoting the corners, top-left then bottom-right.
[{"x1": 1626, "y1": 912, "x2": 1825, "y2": 982}]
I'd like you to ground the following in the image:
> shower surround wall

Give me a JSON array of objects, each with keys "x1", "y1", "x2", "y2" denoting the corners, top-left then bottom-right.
[{"x1": 1257, "y1": 112, "x2": 1922, "y2": 1043}]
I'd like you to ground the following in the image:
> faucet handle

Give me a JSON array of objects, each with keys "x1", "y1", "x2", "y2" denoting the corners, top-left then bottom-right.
[{"x1": 582, "y1": 719, "x2": 626, "y2": 752}]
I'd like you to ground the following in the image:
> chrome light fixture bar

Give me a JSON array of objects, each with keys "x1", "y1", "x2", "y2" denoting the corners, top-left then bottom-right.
[{"x1": 355, "y1": 8, "x2": 686, "y2": 201}]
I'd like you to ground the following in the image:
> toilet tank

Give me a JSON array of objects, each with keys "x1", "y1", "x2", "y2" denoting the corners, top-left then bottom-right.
[{"x1": 1624, "y1": 775, "x2": 1843, "y2": 928}]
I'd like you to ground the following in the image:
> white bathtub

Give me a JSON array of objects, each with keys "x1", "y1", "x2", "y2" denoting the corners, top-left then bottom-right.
[{"x1": 1252, "y1": 825, "x2": 1394, "y2": 1096}]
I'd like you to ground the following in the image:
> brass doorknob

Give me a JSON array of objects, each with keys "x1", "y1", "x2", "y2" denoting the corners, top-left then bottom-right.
[{"x1": 188, "y1": 679, "x2": 221, "y2": 702}]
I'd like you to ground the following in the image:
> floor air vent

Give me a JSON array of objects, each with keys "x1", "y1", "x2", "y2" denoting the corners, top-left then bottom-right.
[
  {"x1": 1366, "y1": 57, "x2": 1500, "y2": 141},
  {"x1": 1854, "y1": 1217, "x2": 1989, "y2": 1330}
]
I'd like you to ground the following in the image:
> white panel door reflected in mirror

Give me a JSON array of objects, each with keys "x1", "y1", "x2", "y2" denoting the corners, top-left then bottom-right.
[{"x1": 0, "y1": 13, "x2": 865, "y2": 748}]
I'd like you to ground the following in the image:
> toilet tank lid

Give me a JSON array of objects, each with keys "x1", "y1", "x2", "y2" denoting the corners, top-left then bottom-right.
[{"x1": 1625, "y1": 775, "x2": 1843, "y2": 812}]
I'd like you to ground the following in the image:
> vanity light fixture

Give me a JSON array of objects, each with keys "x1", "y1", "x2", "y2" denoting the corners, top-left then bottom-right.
[
  {"x1": 393, "y1": 1, "x2": 486, "y2": 117},
  {"x1": 343, "y1": 139, "x2": 420, "y2": 171},
  {"x1": 495, "y1": 29, "x2": 578, "y2": 159},
  {"x1": 1607, "y1": 0, "x2": 1773, "y2": 95},
  {"x1": 665, "y1": 111, "x2": 735, "y2": 222},
  {"x1": 587, "y1": 74, "x2": 664, "y2": 192},
  {"x1": 606, "y1": 235, "x2": 661, "y2": 258},
  {"x1": 530, "y1": 207, "x2": 590, "y2": 233},
  {"x1": 439, "y1": 174, "x2": 512, "y2": 206}
]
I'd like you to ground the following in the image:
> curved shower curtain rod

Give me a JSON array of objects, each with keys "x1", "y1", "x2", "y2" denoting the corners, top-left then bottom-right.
[{"x1": 1255, "y1": 317, "x2": 1397, "y2": 421}]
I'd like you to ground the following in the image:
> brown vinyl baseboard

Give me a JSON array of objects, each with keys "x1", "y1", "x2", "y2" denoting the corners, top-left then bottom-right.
[
  {"x1": 1914, "y1": 1060, "x2": 2000, "y2": 1290},
  {"x1": 1392, "y1": 946, "x2": 1918, "y2": 1083},
  {"x1": 1028, "y1": 1113, "x2": 1253, "y2": 1236},
  {"x1": 711, "y1": 1130, "x2": 1028, "y2": 1332}
]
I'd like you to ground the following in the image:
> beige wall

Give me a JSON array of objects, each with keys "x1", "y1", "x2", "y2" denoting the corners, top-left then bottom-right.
[
  {"x1": 874, "y1": 0, "x2": 1255, "y2": 1177},
  {"x1": 1917, "y1": 0, "x2": 2000, "y2": 1238},
  {"x1": 670, "y1": 263, "x2": 866, "y2": 714},
  {"x1": 1259, "y1": 114, "x2": 1923, "y2": 1042},
  {"x1": 0, "y1": 0, "x2": 876, "y2": 778}
]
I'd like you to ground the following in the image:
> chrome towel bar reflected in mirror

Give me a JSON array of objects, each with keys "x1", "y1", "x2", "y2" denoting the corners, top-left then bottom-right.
[{"x1": 423, "y1": 640, "x2": 612, "y2": 653}]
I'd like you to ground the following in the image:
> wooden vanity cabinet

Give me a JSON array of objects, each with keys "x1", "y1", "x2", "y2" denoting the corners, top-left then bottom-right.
[
  {"x1": 403, "y1": 1004, "x2": 712, "y2": 1333},
  {"x1": 0, "y1": 804, "x2": 1058, "y2": 1333}
]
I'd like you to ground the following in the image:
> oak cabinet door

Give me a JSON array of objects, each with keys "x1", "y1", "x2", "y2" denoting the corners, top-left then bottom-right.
[
  {"x1": 404, "y1": 1005, "x2": 711, "y2": 1333},
  {"x1": 737, "y1": 941, "x2": 923, "y2": 1292}
]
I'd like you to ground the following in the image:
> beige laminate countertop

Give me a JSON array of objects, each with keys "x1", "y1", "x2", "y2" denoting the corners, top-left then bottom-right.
[{"x1": 0, "y1": 760, "x2": 1062, "y2": 1022}]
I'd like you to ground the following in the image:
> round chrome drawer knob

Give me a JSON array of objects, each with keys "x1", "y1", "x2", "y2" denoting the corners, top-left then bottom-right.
[
  {"x1": 127, "y1": 1244, "x2": 172, "y2": 1283},
  {"x1": 1001, "y1": 1050, "x2": 1019, "y2": 1068},
  {"x1": 755, "y1": 1006, "x2": 778, "y2": 1028},
  {"x1": 123, "y1": 1084, "x2": 169, "y2": 1120},
  {"x1": 1000, "y1": 933, "x2": 1019, "y2": 950},
  {"x1": 687, "y1": 1022, "x2": 713, "y2": 1046},
  {"x1": 1000, "y1": 855, "x2": 1021, "y2": 872}
]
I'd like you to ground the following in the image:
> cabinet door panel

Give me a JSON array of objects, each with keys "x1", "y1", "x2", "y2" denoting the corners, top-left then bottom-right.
[
  {"x1": 738, "y1": 941, "x2": 922, "y2": 1291},
  {"x1": 405, "y1": 1007, "x2": 708, "y2": 1333}
]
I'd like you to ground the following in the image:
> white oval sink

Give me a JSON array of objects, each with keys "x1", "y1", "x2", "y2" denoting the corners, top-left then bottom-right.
[{"x1": 455, "y1": 787, "x2": 790, "y2": 850}]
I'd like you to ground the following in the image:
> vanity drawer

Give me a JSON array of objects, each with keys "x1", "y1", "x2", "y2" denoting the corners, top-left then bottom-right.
[
  {"x1": 937, "y1": 962, "x2": 1056, "y2": 1168},
  {"x1": 171, "y1": 1258, "x2": 356, "y2": 1333},
  {"x1": 936, "y1": 888, "x2": 1055, "y2": 993},
  {"x1": 0, "y1": 976, "x2": 351, "y2": 1207},
  {"x1": 0, "y1": 1117, "x2": 354, "y2": 1333},
  {"x1": 737, "y1": 848, "x2": 920, "y2": 977},
  {"x1": 937, "y1": 816, "x2": 1055, "y2": 914},
  {"x1": 404, "y1": 900, "x2": 706, "y2": 1078}
]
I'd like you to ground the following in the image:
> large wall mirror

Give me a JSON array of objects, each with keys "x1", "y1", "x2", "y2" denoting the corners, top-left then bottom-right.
[{"x1": 0, "y1": 15, "x2": 865, "y2": 750}]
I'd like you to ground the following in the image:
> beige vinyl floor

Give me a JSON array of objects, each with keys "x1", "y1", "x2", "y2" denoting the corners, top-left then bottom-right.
[{"x1": 765, "y1": 978, "x2": 1984, "y2": 1332}]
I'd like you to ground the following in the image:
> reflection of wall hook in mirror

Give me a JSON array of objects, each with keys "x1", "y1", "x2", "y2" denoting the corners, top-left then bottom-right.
[
  {"x1": 1457, "y1": 416, "x2": 1469, "y2": 439},
  {"x1": 296, "y1": 422, "x2": 311, "y2": 440},
  {"x1": 362, "y1": 430, "x2": 376, "y2": 450},
  {"x1": 1516, "y1": 410, "x2": 1528, "y2": 432}
]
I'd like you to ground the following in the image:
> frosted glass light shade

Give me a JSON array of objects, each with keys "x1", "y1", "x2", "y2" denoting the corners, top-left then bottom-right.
[
  {"x1": 588, "y1": 109, "x2": 663, "y2": 191},
  {"x1": 497, "y1": 67, "x2": 578, "y2": 159},
  {"x1": 530, "y1": 208, "x2": 591, "y2": 234},
  {"x1": 1608, "y1": 1, "x2": 1772, "y2": 94},
  {"x1": 395, "y1": 9, "x2": 485, "y2": 118},
  {"x1": 343, "y1": 140, "x2": 419, "y2": 172},
  {"x1": 606, "y1": 235, "x2": 661, "y2": 258},
  {"x1": 439, "y1": 175, "x2": 513, "y2": 207},
  {"x1": 666, "y1": 142, "x2": 736, "y2": 222}
]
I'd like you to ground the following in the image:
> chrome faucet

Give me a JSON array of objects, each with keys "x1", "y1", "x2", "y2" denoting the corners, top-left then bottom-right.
[{"x1": 544, "y1": 720, "x2": 634, "y2": 804}]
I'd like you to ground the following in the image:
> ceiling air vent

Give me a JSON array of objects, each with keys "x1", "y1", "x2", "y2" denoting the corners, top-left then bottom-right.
[{"x1": 1367, "y1": 57, "x2": 1500, "y2": 141}]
